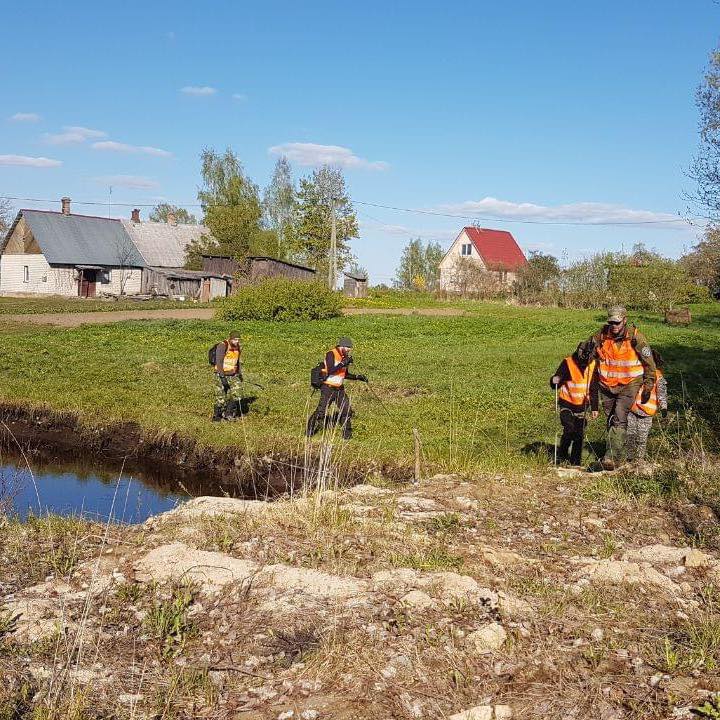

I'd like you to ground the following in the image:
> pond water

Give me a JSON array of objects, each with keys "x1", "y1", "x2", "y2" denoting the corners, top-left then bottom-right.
[{"x1": 1, "y1": 456, "x2": 186, "y2": 524}]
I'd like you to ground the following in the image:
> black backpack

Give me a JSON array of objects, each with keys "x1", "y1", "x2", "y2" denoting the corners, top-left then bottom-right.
[
  {"x1": 310, "y1": 361, "x2": 326, "y2": 389},
  {"x1": 208, "y1": 341, "x2": 226, "y2": 366}
]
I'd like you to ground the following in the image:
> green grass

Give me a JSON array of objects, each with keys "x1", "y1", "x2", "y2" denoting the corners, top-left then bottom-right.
[
  {"x1": 0, "y1": 295, "x2": 212, "y2": 315},
  {"x1": 0, "y1": 302, "x2": 718, "y2": 472}
]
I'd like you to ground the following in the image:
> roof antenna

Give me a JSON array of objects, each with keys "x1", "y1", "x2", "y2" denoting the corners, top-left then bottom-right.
[{"x1": 108, "y1": 186, "x2": 112, "y2": 219}]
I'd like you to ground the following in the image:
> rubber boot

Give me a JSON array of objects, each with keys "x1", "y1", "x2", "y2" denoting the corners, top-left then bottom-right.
[
  {"x1": 306, "y1": 414, "x2": 318, "y2": 438},
  {"x1": 603, "y1": 426, "x2": 627, "y2": 469},
  {"x1": 342, "y1": 418, "x2": 353, "y2": 440},
  {"x1": 211, "y1": 406, "x2": 224, "y2": 422},
  {"x1": 223, "y1": 400, "x2": 239, "y2": 422}
]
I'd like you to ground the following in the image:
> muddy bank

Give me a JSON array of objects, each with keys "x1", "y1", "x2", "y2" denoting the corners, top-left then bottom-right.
[{"x1": 0, "y1": 403, "x2": 412, "y2": 499}]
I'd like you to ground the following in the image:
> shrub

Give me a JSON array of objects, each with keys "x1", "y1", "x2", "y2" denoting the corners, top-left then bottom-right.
[{"x1": 216, "y1": 278, "x2": 342, "y2": 322}]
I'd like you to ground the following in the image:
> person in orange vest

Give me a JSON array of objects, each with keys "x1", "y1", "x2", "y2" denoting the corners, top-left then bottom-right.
[
  {"x1": 551, "y1": 340, "x2": 598, "y2": 466},
  {"x1": 211, "y1": 330, "x2": 243, "y2": 421},
  {"x1": 306, "y1": 337, "x2": 368, "y2": 440},
  {"x1": 626, "y1": 349, "x2": 668, "y2": 463},
  {"x1": 589, "y1": 306, "x2": 657, "y2": 469}
]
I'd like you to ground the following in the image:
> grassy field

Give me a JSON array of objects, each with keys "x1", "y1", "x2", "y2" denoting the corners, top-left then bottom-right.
[
  {"x1": 0, "y1": 295, "x2": 212, "y2": 315},
  {"x1": 0, "y1": 302, "x2": 718, "y2": 472}
]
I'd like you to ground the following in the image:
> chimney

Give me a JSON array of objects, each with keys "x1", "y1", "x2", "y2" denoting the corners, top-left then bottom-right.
[
  {"x1": 131, "y1": 208, "x2": 140, "y2": 223},
  {"x1": 61, "y1": 197, "x2": 71, "y2": 216},
  {"x1": 167, "y1": 212, "x2": 177, "y2": 226}
]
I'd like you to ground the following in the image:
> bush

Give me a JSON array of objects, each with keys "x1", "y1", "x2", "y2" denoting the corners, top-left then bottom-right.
[{"x1": 216, "y1": 278, "x2": 342, "y2": 322}]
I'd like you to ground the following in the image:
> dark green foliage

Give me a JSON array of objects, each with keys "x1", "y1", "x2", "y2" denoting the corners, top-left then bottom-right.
[{"x1": 216, "y1": 278, "x2": 343, "y2": 322}]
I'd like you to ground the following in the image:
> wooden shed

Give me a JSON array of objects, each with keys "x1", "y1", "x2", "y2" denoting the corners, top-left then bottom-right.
[
  {"x1": 343, "y1": 271, "x2": 368, "y2": 298},
  {"x1": 201, "y1": 255, "x2": 316, "y2": 290},
  {"x1": 142, "y1": 267, "x2": 229, "y2": 300}
]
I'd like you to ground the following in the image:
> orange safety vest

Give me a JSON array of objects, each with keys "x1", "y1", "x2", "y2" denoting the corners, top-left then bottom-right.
[
  {"x1": 323, "y1": 347, "x2": 347, "y2": 387},
  {"x1": 558, "y1": 356, "x2": 596, "y2": 406},
  {"x1": 222, "y1": 342, "x2": 241, "y2": 374},
  {"x1": 631, "y1": 368, "x2": 663, "y2": 416},
  {"x1": 597, "y1": 328, "x2": 644, "y2": 387}
]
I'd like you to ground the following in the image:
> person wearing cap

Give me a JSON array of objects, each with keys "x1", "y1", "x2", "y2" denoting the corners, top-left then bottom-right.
[
  {"x1": 588, "y1": 306, "x2": 657, "y2": 469},
  {"x1": 306, "y1": 337, "x2": 368, "y2": 440},
  {"x1": 550, "y1": 340, "x2": 598, "y2": 466},
  {"x1": 212, "y1": 331, "x2": 244, "y2": 422}
]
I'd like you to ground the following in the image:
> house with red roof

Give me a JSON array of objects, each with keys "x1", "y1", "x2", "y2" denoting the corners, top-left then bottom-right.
[{"x1": 438, "y1": 226, "x2": 528, "y2": 291}]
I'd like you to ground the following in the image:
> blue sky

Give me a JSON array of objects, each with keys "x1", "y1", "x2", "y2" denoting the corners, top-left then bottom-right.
[{"x1": 1, "y1": 0, "x2": 718, "y2": 283}]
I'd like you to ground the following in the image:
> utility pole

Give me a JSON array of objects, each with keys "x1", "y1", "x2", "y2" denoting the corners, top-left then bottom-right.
[{"x1": 328, "y1": 198, "x2": 337, "y2": 290}]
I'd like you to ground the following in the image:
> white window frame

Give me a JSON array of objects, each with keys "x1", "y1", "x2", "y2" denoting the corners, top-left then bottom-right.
[
  {"x1": 23, "y1": 265, "x2": 29, "y2": 283},
  {"x1": 460, "y1": 243, "x2": 472, "y2": 256}
]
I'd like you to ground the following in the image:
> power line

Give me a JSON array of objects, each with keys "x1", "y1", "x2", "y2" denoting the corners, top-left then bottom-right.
[{"x1": 0, "y1": 193, "x2": 700, "y2": 227}]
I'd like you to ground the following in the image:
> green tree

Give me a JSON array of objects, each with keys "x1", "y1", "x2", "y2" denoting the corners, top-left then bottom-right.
[
  {"x1": 263, "y1": 156, "x2": 296, "y2": 260},
  {"x1": 424, "y1": 241, "x2": 444, "y2": 290},
  {"x1": 681, "y1": 226, "x2": 720, "y2": 296},
  {"x1": 149, "y1": 203, "x2": 197, "y2": 225},
  {"x1": 516, "y1": 251, "x2": 561, "y2": 294},
  {"x1": 289, "y1": 165, "x2": 358, "y2": 280},
  {"x1": 185, "y1": 147, "x2": 266, "y2": 269},
  {"x1": 395, "y1": 238, "x2": 445, "y2": 290}
]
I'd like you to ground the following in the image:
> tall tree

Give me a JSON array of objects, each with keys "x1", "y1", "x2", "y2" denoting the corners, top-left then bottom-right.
[
  {"x1": 186, "y1": 147, "x2": 266, "y2": 268},
  {"x1": 395, "y1": 238, "x2": 444, "y2": 290},
  {"x1": 690, "y1": 47, "x2": 720, "y2": 217},
  {"x1": 0, "y1": 198, "x2": 14, "y2": 237},
  {"x1": 681, "y1": 227, "x2": 720, "y2": 295},
  {"x1": 290, "y1": 165, "x2": 358, "y2": 281},
  {"x1": 149, "y1": 203, "x2": 197, "y2": 225},
  {"x1": 263, "y1": 156, "x2": 296, "y2": 259}
]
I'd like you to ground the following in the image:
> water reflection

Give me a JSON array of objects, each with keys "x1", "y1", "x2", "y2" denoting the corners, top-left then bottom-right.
[{"x1": 1, "y1": 455, "x2": 186, "y2": 524}]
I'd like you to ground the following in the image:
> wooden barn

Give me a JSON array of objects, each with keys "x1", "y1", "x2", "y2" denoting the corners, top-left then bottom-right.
[
  {"x1": 201, "y1": 255, "x2": 316, "y2": 291},
  {"x1": 343, "y1": 270, "x2": 368, "y2": 298}
]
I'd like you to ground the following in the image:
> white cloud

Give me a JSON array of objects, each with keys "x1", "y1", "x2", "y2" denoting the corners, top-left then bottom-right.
[
  {"x1": 44, "y1": 126, "x2": 107, "y2": 145},
  {"x1": 180, "y1": 85, "x2": 217, "y2": 96},
  {"x1": 232, "y1": 93, "x2": 247, "y2": 101},
  {"x1": 269, "y1": 142, "x2": 389, "y2": 171},
  {"x1": 92, "y1": 141, "x2": 172, "y2": 157},
  {"x1": 437, "y1": 197, "x2": 683, "y2": 226},
  {"x1": 9, "y1": 112, "x2": 41, "y2": 123},
  {"x1": 0, "y1": 154, "x2": 62, "y2": 168},
  {"x1": 95, "y1": 175, "x2": 159, "y2": 189}
]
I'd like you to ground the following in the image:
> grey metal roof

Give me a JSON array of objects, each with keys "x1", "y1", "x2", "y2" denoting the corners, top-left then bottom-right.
[
  {"x1": 22, "y1": 210, "x2": 145, "y2": 267},
  {"x1": 123, "y1": 220, "x2": 212, "y2": 268}
]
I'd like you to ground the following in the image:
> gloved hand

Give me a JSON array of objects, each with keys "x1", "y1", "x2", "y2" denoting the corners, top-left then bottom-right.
[
  {"x1": 661, "y1": 408, "x2": 668, "y2": 418},
  {"x1": 551, "y1": 375, "x2": 560, "y2": 387},
  {"x1": 342, "y1": 355, "x2": 354, "y2": 367},
  {"x1": 640, "y1": 386, "x2": 651, "y2": 404},
  {"x1": 356, "y1": 374, "x2": 369, "y2": 383},
  {"x1": 220, "y1": 376, "x2": 231, "y2": 392}
]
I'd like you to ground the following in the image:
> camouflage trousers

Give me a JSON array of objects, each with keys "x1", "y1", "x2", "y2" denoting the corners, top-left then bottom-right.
[
  {"x1": 626, "y1": 413, "x2": 653, "y2": 462},
  {"x1": 214, "y1": 374, "x2": 244, "y2": 413}
]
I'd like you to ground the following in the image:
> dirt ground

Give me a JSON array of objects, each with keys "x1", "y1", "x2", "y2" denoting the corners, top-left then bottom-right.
[{"x1": 0, "y1": 306, "x2": 465, "y2": 327}]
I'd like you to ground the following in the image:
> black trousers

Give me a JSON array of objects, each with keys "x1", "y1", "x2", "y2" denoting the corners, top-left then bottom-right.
[
  {"x1": 559, "y1": 407, "x2": 586, "y2": 465},
  {"x1": 307, "y1": 385, "x2": 353, "y2": 439}
]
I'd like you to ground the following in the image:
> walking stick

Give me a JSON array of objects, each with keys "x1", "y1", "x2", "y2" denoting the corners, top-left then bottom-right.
[{"x1": 554, "y1": 384, "x2": 559, "y2": 466}]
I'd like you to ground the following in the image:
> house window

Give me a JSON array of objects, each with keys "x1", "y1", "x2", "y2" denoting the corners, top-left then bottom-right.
[
  {"x1": 23, "y1": 266, "x2": 29, "y2": 283},
  {"x1": 460, "y1": 243, "x2": 472, "y2": 256},
  {"x1": 100, "y1": 270, "x2": 111, "y2": 284}
]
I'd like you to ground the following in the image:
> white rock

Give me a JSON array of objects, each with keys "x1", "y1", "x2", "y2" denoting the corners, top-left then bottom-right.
[
  {"x1": 348, "y1": 484, "x2": 391, "y2": 497},
  {"x1": 153, "y1": 496, "x2": 269, "y2": 521},
  {"x1": 448, "y1": 706, "x2": 493, "y2": 720},
  {"x1": 622, "y1": 544, "x2": 711, "y2": 568},
  {"x1": 400, "y1": 590, "x2": 434, "y2": 609},
  {"x1": 277, "y1": 711, "x2": 294, "y2": 720},
  {"x1": 591, "y1": 628, "x2": 604, "y2": 642},
  {"x1": 497, "y1": 591, "x2": 534, "y2": 619},
  {"x1": 578, "y1": 559, "x2": 680, "y2": 593},
  {"x1": 301, "y1": 712, "x2": 320, "y2": 720},
  {"x1": 495, "y1": 706, "x2": 513, "y2": 720},
  {"x1": 466, "y1": 622, "x2": 507, "y2": 653},
  {"x1": 397, "y1": 495, "x2": 442, "y2": 512}
]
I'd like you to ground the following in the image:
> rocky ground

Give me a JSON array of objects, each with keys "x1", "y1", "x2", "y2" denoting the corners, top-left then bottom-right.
[{"x1": 1, "y1": 468, "x2": 720, "y2": 719}]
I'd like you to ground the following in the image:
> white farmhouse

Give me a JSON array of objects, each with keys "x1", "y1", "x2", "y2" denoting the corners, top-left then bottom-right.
[
  {"x1": 0, "y1": 198, "x2": 145, "y2": 297},
  {"x1": 439, "y1": 226, "x2": 528, "y2": 291}
]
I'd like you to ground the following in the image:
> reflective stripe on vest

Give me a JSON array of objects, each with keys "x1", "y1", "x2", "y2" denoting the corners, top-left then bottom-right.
[
  {"x1": 324, "y1": 347, "x2": 346, "y2": 387},
  {"x1": 558, "y1": 357, "x2": 595, "y2": 406},
  {"x1": 631, "y1": 368, "x2": 663, "y2": 416},
  {"x1": 222, "y1": 345, "x2": 240, "y2": 374},
  {"x1": 597, "y1": 329, "x2": 644, "y2": 387}
]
